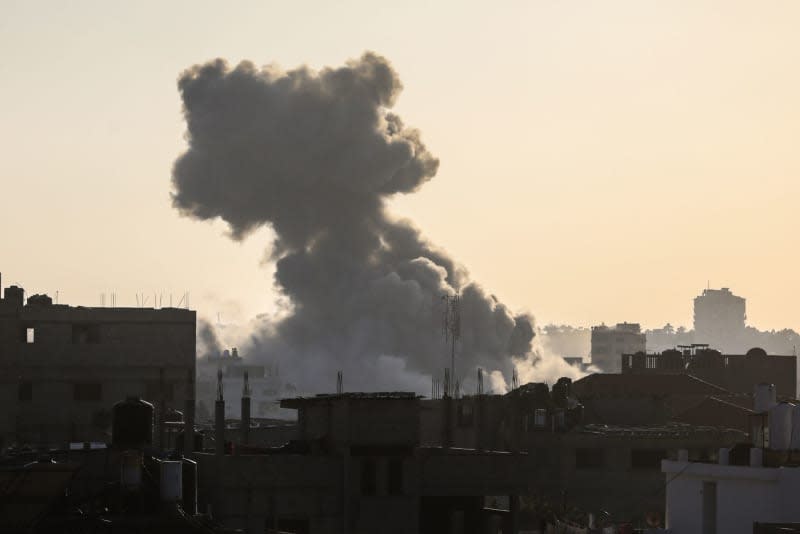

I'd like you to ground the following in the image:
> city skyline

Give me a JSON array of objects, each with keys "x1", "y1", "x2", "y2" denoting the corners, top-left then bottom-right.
[{"x1": 2, "y1": 1, "x2": 800, "y2": 333}]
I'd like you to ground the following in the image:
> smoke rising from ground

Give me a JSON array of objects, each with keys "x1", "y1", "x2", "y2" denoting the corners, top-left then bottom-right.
[{"x1": 173, "y1": 52, "x2": 542, "y2": 393}]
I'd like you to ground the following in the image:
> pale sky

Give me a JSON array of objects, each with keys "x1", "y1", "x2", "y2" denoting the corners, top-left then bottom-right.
[{"x1": 1, "y1": 0, "x2": 799, "y2": 332}]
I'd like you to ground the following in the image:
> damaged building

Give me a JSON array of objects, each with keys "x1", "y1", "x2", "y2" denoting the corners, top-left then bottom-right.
[{"x1": 0, "y1": 273, "x2": 196, "y2": 448}]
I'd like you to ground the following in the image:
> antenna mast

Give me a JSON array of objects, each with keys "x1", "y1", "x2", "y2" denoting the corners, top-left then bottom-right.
[{"x1": 442, "y1": 294, "x2": 461, "y2": 397}]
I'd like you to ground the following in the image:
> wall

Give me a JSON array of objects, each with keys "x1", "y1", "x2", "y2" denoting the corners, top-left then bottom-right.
[
  {"x1": 663, "y1": 459, "x2": 800, "y2": 534},
  {"x1": 0, "y1": 299, "x2": 195, "y2": 447}
]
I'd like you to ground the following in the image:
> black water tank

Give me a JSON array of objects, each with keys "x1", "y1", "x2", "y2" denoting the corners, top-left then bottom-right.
[{"x1": 112, "y1": 397, "x2": 154, "y2": 450}]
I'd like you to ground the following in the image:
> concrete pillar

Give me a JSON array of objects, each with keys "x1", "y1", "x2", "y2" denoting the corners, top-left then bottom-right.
[
  {"x1": 184, "y1": 367, "x2": 195, "y2": 456},
  {"x1": 215, "y1": 400, "x2": 225, "y2": 457},
  {"x1": 241, "y1": 396, "x2": 251, "y2": 445},
  {"x1": 184, "y1": 398, "x2": 195, "y2": 455}
]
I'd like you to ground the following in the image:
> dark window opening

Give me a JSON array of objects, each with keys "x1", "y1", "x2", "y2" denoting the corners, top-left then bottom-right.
[
  {"x1": 575, "y1": 448, "x2": 604, "y2": 469},
  {"x1": 72, "y1": 324, "x2": 101, "y2": 344},
  {"x1": 74, "y1": 383, "x2": 102, "y2": 402},
  {"x1": 631, "y1": 449, "x2": 667, "y2": 470},
  {"x1": 360, "y1": 458, "x2": 377, "y2": 496},
  {"x1": 387, "y1": 458, "x2": 404, "y2": 496},
  {"x1": 18, "y1": 382, "x2": 32, "y2": 402}
]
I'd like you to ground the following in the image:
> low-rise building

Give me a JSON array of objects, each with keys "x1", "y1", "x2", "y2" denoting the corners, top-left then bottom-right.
[
  {"x1": 663, "y1": 385, "x2": 800, "y2": 534},
  {"x1": 195, "y1": 392, "x2": 533, "y2": 534},
  {"x1": 0, "y1": 273, "x2": 196, "y2": 448},
  {"x1": 621, "y1": 345, "x2": 797, "y2": 398}
]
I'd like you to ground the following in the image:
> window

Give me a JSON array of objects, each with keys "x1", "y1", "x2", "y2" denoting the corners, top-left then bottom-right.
[
  {"x1": 631, "y1": 449, "x2": 666, "y2": 470},
  {"x1": 74, "y1": 383, "x2": 102, "y2": 401},
  {"x1": 21, "y1": 327, "x2": 35, "y2": 343},
  {"x1": 360, "y1": 459, "x2": 377, "y2": 496},
  {"x1": 72, "y1": 324, "x2": 100, "y2": 344},
  {"x1": 18, "y1": 382, "x2": 32, "y2": 402},
  {"x1": 534, "y1": 408, "x2": 547, "y2": 427},
  {"x1": 575, "y1": 448, "x2": 604, "y2": 469},
  {"x1": 387, "y1": 458, "x2": 404, "y2": 495}
]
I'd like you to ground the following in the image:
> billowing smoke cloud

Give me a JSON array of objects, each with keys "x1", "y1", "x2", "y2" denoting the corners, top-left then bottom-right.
[
  {"x1": 172, "y1": 52, "x2": 535, "y2": 392},
  {"x1": 197, "y1": 319, "x2": 222, "y2": 359}
]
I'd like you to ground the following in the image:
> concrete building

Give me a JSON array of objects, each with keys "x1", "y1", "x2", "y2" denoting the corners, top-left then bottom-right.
[
  {"x1": 663, "y1": 386, "x2": 800, "y2": 533},
  {"x1": 694, "y1": 287, "x2": 747, "y2": 352},
  {"x1": 419, "y1": 379, "x2": 744, "y2": 526},
  {"x1": 0, "y1": 273, "x2": 196, "y2": 448},
  {"x1": 195, "y1": 392, "x2": 532, "y2": 534},
  {"x1": 590, "y1": 322, "x2": 645, "y2": 373},
  {"x1": 621, "y1": 345, "x2": 797, "y2": 398}
]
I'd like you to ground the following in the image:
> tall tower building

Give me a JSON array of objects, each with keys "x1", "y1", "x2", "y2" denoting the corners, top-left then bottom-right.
[{"x1": 693, "y1": 287, "x2": 746, "y2": 353}]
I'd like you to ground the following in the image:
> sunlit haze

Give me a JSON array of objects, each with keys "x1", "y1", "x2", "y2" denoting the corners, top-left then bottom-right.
[{"x1": 2, "y1": 0, "x2": 799, "y2": 332}]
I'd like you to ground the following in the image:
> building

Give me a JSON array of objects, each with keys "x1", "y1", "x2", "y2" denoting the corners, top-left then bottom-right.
[
  {"x1": 195, "y1": 392, "x2": 532, "y2": 534},
  {"x1": 572, "y1": 372, "x2": 735, "y2": 426},
  {"x1": 663, "y1": 385, "x2": 800, "y2": 534},
  {"x1": 621, "y1": 345, "x2": 797, "y2": 398},
  {"x1": 0, "y1": 273, "x2": 196, "y2": 448},
  {"x1": 694, "y1": 287, "x2": 747, "y2": 352},
  {"x1": 590, "y1": 323, "x2": 646, "y2": 373},
  {"x1": 419, "y1": 379, "x2": 744, "y2": 526}
]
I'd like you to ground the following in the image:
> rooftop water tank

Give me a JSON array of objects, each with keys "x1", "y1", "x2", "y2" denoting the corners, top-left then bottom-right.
[
  {"x1": 769, "y1": 402, "x2": 794, "y2": 451},
  {"x1": 790, "y1": 405, "x2": 800, "y2": 450},
  {"x1": 112, "y1": 397, "x2": 154, "y2": 450},
  {"x1": 159, "y1": 460, "x2": 183, "y2": 502},
  {"x1": 754, "y1": 383, "x2": 777, "y2": 413}
]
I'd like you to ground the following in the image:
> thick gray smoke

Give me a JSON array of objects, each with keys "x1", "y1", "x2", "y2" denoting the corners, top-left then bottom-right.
[
  {"x1": 197, "y1": 319, "x2": 221, "y2": 359},
  {"x1": 172, "y1": 52, "x2": 534, "y2": 392}
]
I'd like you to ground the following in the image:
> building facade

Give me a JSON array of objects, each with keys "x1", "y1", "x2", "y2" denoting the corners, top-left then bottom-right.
[
  {"x1": 195, "y1": 393, "x2": 530, "y2": 534},
  {"x1": 0, "y1": 274, "x2": 196, "y2": 448},
  {"x1": 621, "y1": 346, "x2": 797, "y2": 398},
  {"x1": 694, "y1": 287, "x2": 747, "y2": 352}
]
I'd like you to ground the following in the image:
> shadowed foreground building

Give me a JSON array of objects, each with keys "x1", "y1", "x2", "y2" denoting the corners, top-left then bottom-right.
[
  {"x1": 419, "y1": 380, "x2": 744, "y2": 526},
  {"x1": 195, "y1": 392, "x2": 531, "y2": 534},
  {"x1": 621, "y1": 345, "x2": 797, "y2": 398},
  {"x1": 0, "y1": 273, "x2": 196, "y2": 448}
]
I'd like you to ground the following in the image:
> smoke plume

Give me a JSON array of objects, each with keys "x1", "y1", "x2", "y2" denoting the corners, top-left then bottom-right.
[{"x1": 172, "y1": 52, "x2": 535, "y2": 392}]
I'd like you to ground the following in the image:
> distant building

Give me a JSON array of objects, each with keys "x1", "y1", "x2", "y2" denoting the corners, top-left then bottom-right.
[
  {"x1": 196, "y1": 348, "x2": 294, "y2": 420},
  {"x1": 0, "y1": 272, "x2": 196, "y2": 448},
  {"x1": 590, "y1": 322, "x2": 645, "y2": 372},
  {"x1": 694, "y1": 287, "x2": 746, "y2": 352}
]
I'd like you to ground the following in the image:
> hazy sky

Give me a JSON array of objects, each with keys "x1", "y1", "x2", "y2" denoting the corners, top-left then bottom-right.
[{"x1": 2, "y1": 0, "x2": 799, "y2": 332}]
